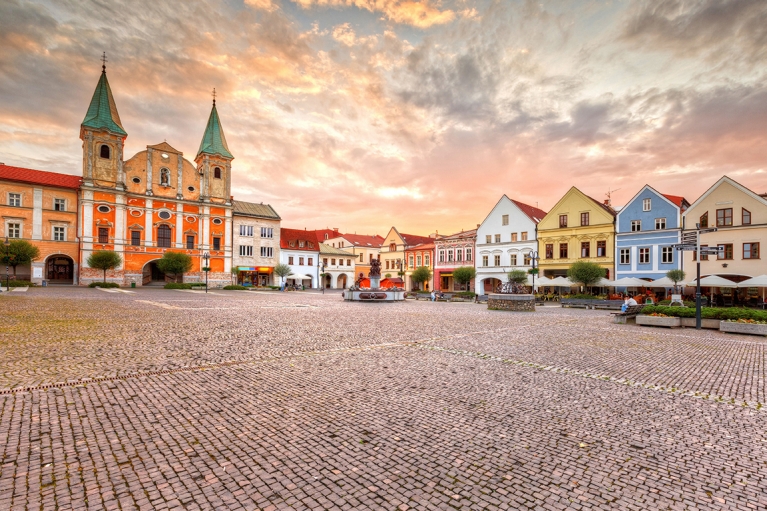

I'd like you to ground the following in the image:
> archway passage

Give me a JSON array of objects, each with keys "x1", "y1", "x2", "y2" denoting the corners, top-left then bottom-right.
[
  {"x1": 337, "y1": 274, "x2": 348, "y2": 289},
  {"x1": 324, "y1": 274, "x2": 332, "y2": 289},
  {"x1": 46, "y1": 255, "x2": 74, "y2": 284},
  {"x1": 483, "y1": 278, "x2": 503, "y2": 294},
  {"x1": 142, "y1": 261, "x2": 167, "y2": 285}
]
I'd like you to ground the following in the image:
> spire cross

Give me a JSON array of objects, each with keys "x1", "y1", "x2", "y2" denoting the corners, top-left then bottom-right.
[
  {"x1": 101, "y1": 52, "x2": 108, "y2": 72},
  {"x1": 212, "y1": 87, "x2": 217, "y2": 106}
]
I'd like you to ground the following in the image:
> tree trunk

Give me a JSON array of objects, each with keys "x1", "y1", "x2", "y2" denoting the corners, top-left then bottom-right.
[{"x1": 103, "y1": 269, "x2": 107, "y2": 283}]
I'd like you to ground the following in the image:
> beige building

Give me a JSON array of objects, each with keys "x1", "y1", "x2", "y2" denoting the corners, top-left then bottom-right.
[
  {"x1": 319, "y1": 243, "x2": 356, "y2": 289},
  {"x1": 325, "y1": 233, "x2": 382, "y2": 283},
  {"x1": 231, "y1": 200, "x2": 281, "y2": 287},
  {"x1": 379, "y1": 227, "x2": 434, "y2": 289},
  {"x1": 682, "y1": 176, "x2": 767, "y2": 287}
]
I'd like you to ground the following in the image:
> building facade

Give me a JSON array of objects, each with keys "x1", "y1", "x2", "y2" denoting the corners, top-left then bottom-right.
[
  {"x1": 682, "y1": 176, "x2": 767, "y2": 284},
  {"x1": 319, "y1": 243, "x2": 356, "y2": 289},
  {"x1": 475, "y1": 196, "x2": 546, "y2": 294},
  {"x1": 77, "y1": 66, "x2": 234, "y2": 286},
  {"x1": 1, "y1": 165, "x2": 82, "y2": 284},
  {"x1": 232, "y1": 200, "x2": 281, "y2": 286},
  {"x1": 434, "y1": 229, "x2": 477, "y2": 292},
  {"x1": 615, "y1": 186, "x2": 689, "y2": 281},
  {"x1": 404, "y1": 242, "x2": 434, "y2": 290},
  {"x1": 279, "y1": 228, "x2": 319, "y2": 288},
  {"x1": 325, "y1": 233, "x2": 382, "y2": 283},
  {"x1": 380, "y1": 227, "x2": 434, "y2": 289},
  {"x1": 537, "y1": 187, "x2": 616, "y2": 280}
]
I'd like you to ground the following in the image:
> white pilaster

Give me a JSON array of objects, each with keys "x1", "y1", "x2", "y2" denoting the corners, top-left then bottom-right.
[
  {"x1": 176, "y1": 155, "x2": 184, "y2": 199},
  {"x1": 224, "y1": 210, "x2": 232, "y2": 272},
  {"x1": 114, "y1": 195, "x2": 125, "y2": 264},
  {"x1": 32, "y1": 188, "x2": 43, "y2": 240},
  {"x1": 82, "y1": 190, "x2": 94, "y2": 262},
  {"x1": 652, "y1": 245, "x2": 658, "y2": 272},
  {"x1": 202, "y1": 205, "x2": 210, "y2": 250},
  {"x1": 631, "y1": 246, "x2": 636, "y2": 272},
  {"x1": 175, "y1": 202, "x2": 184, "y2": 248},
  {"x1": 146, "y1": 148, "x2": 154, "y2": 196},
  {"x1": 145, "y1": 199, "x2": 153, "y2": 244}
]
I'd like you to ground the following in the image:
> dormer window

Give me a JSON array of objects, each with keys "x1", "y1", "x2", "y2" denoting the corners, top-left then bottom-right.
[
  {"x1": 214, "y1": 167, "x2": 222, "y2": 179},
  {"x1": 100, "y1": 144, "x2": 110, "y2": 159},
  {"x1": 160, "y1": 168, "x2": 170, "y2": 187},
  {"x1": 289, "y1": 241, "x2": 295, "y2": 247},
  {"x1": 299, "y1": 241, "x2": 305, "y2": 248}
]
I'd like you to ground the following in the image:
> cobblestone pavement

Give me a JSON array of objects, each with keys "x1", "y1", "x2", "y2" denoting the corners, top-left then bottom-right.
[{"x1": 1, "y1": 288, "x2": 766, "y2": 510}]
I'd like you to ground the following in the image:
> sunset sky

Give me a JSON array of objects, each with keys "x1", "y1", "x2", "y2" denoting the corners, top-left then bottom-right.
[{"x1": 1, "y1": 0, "x2": 766, "y2": 236}]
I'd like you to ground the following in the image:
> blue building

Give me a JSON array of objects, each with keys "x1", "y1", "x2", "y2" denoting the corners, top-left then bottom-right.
[{"x1": 616, "y1": 186, "x2": 690, "y2": 282}]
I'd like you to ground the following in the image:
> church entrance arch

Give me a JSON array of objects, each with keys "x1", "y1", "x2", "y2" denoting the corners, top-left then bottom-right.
[
  {"x1": 142, "y1": 260, "x2": 167, "y2": 285},
  {"x1": 46, "y1": 255, "x2": 74, "y2": 284}
]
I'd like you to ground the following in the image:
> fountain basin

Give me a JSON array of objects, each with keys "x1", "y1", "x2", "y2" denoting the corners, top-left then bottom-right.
[{"x1": 344, "y1": 288, "x2": 405, "y2": 302}]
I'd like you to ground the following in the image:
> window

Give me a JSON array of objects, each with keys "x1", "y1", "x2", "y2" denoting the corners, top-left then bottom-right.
[
  {"x1": 158, "y1": 210, "x2": 172, "y2": 220},
  {"x1": 639, "y1": 248, "x2": 650, "y2": 264},
  {"x1": 511, "y1": 233, "x2": 517, "y2": 242},
  {"x1": 214, "y1": 167, "x2": 222, "y2": 179},
  {"x1": 580, "y1": 212, "x2": 589, "y2": 226},
  {"x1": 98, "y1": 227, "x2": 109, "y2": 243},
  {"x1": 699, "y1": 212, "x2": 708, "y2": 228},
  {"x1": 324, "y1": 234, "x2": 329, "y2": 240},
  {"x1": 545, "y1": 244, "x2": 554, "y2": 259},
  {"x1": 331, "y1": 258, "x2": 336, "y2": 265},
  {"x1": 559, "y1": 215, "x2": 567, "y2": 228},
  {"x1": 261, "y1": 247, "x2": 273, "y2": 257},
  {"x1": 597, "y1": 240, "x2": 606, "y2": 257},
  {"x1": 187, "y1": 186, "x2": 194, "y2": 192},
  {"x1": 323, "y1": 258, "x2": 328, "y2": 266},
  {"x1": 743, "y1": 208, "x2": 751, "y2": 225},
  {"x1": 439, "y1": 250, "x2": 445, "y2": 263},
  {"x1": 631, "y1": 220, "x2": 641, "y2": 232},
  {"x1": 298, "y1": 241, "x2": 305, "y2": 248},
  {"x1": 716, "y1": 208, "x2": 732, "y2": 227},
  {"x1": 347, "y1": 259, "x2": 351, "y2": 266},
  {"x1": 456, "y1": 249, "x2": 463, "y2": 261},
  {"x1": 495, "y1": 234, "x2": 501, "y2": 243},
  {"x1": 239, "y1": 245, "x2": 253, "y2": 257},
  {"x1": 523, "y1": 254, "x2": 531, "y2": 266},
  {"x1": 240, "y1": 225, "x2": 253, "y2": 237},
  {"x1": 7, "y1": 222, "x2": 20, "y2": 238},
  {"x1": 54, "y1": 199, "x2": 66, "y2": 211},
  {"x1": 521, "y1": 232, "x2": 527, "y2": 241},
  {"x1": 620, "y1": 248, "x2": 630, "y2": 265},
  {"x1": 416, "y1": 255, "x2": 422, "y2": 266},
  {"x1": 465, "y1": 249, "x2": 471, "y2": 262},
  {"x1": 160, "y1": 168, "x2": 170, "y2": 186},
  {"x1": 185, "y1": 235, "x2": 194, "y2": 249},
  {"x1": 288, "y1": 256, "x2": 294, "y2": 265},
  {"x1": 260, "y1": 227, "x2": 273, "y2": 238},
  {"x1": 308, "y1": 257, "x2": 313, "y2": 266},
  {"x1": 485, "y1": 235, "x2": 491, "y2": 244},
  {"x1": 299, "y1": 257, "x2": 304, "y2": 265},
  {"x1": 408, "y1": 255, "x2": 414, "y2": 268},
  {"x1": 100, "y1": 144, "x2": 110, "y2": 159},
  {"x1": 425, "y1": 254, "x2": 430, "y2": 266},
  {"x1": 494, "y1": 255, "x2": 501, "y2": 266},
  {"x1": 581, "y1": 242, "x2": 590, "y2": 258},
  {"x1": 131, "y1": 231, "x2": 141, "y2": 246},
  {"x1": 212, "y1": 237, "x2": 221, "y2": 250},
  {"x1": 510, "y1": 254, "x2": 517, "y2": 266},
  {"x1": 698, "y1": 245, "x2": 709, "y2": 261},
  {"x1": 643, "y1": 198, "x2": 651, "y2": 211},
  {"x1": 743, "y1": 243, "x2": 759, "y2": 259},
  {"x1": 386, "y1": 260, "x2": 390, "y2": 270},
  {"x1": 655, "y1": 218, "x2": 666, "y2": 230},
  {"x1": 212, "y1": 218, "x2": 222, "y2": 225},
  {"x1": 53, "y1": 226, "x2": 65, "y2": 241},
  {"x1": 482, "y1": 255, "x2": 489, "y2": 267},
  {"x1": 97, "y1": 205, "x2": 111, "y2": 213},
  {"x1": 502, "y1": 215, "x2": 509, "y2": 226},
  {"x1": 559, "y1": 243, "x2": 568, "y2": 259},
  {"x1": 8, "y1": 193, "x2": 21, "y2": 207},
  {"x1": 156, "y1": 225, "x2": 170, "y2": 247},
  {"x1": 389, "y1": 243, "x2": 396, "y2": 251},
  {"x1": 359, "y1": 254, "x2": 363, "y2": 262},
  {"x1": 717, "y1": 244, "x2": 733, "y2": 260},
  {"x1": 447, "y1": 251, "x2": 454, "y2": 262},
  {"x1": 133, "y1": 177, "x2": 142, "y2": 184},
  {"x1": 661, "y1": 246, "x2": 673, "y2": 263}
]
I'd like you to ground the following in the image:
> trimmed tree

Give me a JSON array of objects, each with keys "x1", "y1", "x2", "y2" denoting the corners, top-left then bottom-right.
[
  {"x1": 666, "y1": 269, "x2": 686, "y2": 293},
  {"x1": 87, "y1": 250, "x2": 122, "y2": 283},
  {"x1": 453, "y1": 266, "x2": 476, "y2": 291},
  {"x1": 1, "y1": 239, "x2": 41, "y2": 277},
  {"x1": 410, "y1": 266, "x2": 432, "y2": 291},
  {"x1": 567, "y1": 261, "x2": 606, "y2": 292},
  {"x1": 507, "y1": 269, "x2": 529, "y2": 293},
  {"x1": 157, "y1": 252, "x2": 193, "y2": 283},
  {"x1": 274, "y1": 263, "x2": 293, "y2": 287}
]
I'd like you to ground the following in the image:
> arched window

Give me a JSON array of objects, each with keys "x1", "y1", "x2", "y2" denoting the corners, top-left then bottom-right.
[
  {"x1": 160, "y1": 168, "x2": 170, "y2": 186},
  {"x1": 214, "y1": 167, "x2": 222, "y2": 179},
  {"x1": 157, "y1": 224, "x2": 171, "y2": 248},
  {"x1": 100, "y1": 144, "x2": 110, "y2": 159}
]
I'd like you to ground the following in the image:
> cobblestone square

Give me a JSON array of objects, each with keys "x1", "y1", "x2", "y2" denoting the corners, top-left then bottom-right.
[{"x1": 1, "y1": 288, "x2": 766, "y2": 510}]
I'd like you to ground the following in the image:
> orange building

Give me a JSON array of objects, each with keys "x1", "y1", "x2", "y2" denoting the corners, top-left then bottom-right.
[
  {"x1": 77, "y1": 64, "x2": 234, "y2": 285},
  {"x1": 0, "y1": 165, "x2": 81, "y2": 284}
]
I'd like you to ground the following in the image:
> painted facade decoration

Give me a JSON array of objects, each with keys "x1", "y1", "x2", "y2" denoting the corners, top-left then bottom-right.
[
  {"x1": 434, "y1": 229, "x2": 477, "y2": 292},
  {"x1": 232, "y1": 200, "x2": 281, "y2": 286}
]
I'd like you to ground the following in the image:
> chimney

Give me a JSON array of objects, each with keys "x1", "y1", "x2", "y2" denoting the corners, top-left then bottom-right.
[
  {"x1": 604, "y1": 199, "x2": 609, "y2": 206},
  {"x1": 333, "y1": 228, "x2": 339, "y2": 232}
]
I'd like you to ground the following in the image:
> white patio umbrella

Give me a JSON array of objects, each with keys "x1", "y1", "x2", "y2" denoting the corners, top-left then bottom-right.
[
  {"x1": 737, "y1": 275, "x2": 767, "y2": 300},
  {"x1": 286, "y1": 274, "x2": 312, "y2": 280},
  {"x1": 610, "y1": 277, "x2": 650, "y2": 288},
  {"x1": 689, "y1": 275, "x2": 738, "y2": 304},
  {"x1": 525, "y1": 275, "x2": 552, "y2": 290},
  {"x1": 648, "y1": 276, "x2": 687, "y2": 288},
  {"x1": 595, "y1": 278, "x2": 613, "y2": 287},
  {"x1": 549, "y1": 276, "x2": 575, "y2": 287}
]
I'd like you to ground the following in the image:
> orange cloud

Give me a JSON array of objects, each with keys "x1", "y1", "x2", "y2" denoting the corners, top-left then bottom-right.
[{"x1": 293, "y1": 0, "x2": 455, "y2": 28}]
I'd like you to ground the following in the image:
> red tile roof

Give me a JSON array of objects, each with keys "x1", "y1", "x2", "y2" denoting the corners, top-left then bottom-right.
[
  {"x1": 662, "y1": 194, "x2": 688, "y2": 208},
  {"x1": 586, "y1": 195, "x2": 617, "y2": 216},
  {"x1": 405, "y1": 242, "x2": 435, "y2": 252},
  {"x1": 313, "y1": 228, "x2": 341, "y2": 241},
  {"x1": 437, "y1": 228, "x2": 477, "y2": 241},
  {"x1": 338, "y1": 233, "x2": 384, "y2": 247},
  {"x1": 400, "y1": 233, "x2": 434, "y2": 246},
  {"x1": 0, "y1": 164, "x2": 81, "y2": 189},
  {"x1": 511, "y1": 200, "x2": 547, "y2": 223},
  {"x1": 280, "y1": 228, "x2": 320, "y2": 251}
]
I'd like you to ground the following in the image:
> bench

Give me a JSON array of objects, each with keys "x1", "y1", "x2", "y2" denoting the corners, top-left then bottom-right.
[{"x1": 611, "y1": 304, "x2": 646, "y2": 324}]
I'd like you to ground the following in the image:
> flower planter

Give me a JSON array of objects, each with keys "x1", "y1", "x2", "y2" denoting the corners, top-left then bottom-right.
[
  {"x1": 636, "y1": 315, "x2": 681, "y2": 328},
  {"x1": 719, "y1": 321, "x2": 767, "y2": 337},
  {"x1": 680, "y1": 318, "x2": 720, "y2": 329}
]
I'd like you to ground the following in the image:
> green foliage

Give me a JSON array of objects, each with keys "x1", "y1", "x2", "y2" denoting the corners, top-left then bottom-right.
[
  {"x1": 223, "y1": 285, "x2": 248, "y2": 290},
  {"x1": 157, "y1": 252, "x2": 193, "y2": 283},
  {"x1": 454, "y1": 291, "x2": 476, "y2": 298},
  {"x1": 88, "y1": 282, "x2": 119, "y2": 288},
  {"x1": 267, "y1": 285, "x2": 281, "y2": 290},
  {"x1": 453, "y1": 266, "x2": 477, "y2": 287},
  {"x1": 567, "y1": 261, "x2": 606, "y2": 289},
  {"x1": 384, "y1": 273, "x2": 392, "y2": 278},
  {"x1": 274, "y1": 263, "x2": 293, "y2": 282},
  {"x1": 507, "y1": 269, "x2": 528, "y2": 285},
  {"x1": 641, "y1": 305, "x2": 767, "y2": 321},
  {"x1": 1, "y1": 239, "x2": 41, "y2": 275},
  {"x1": 164, "y1": 282, "x2": 192, "y2": 289},
  {"x1": 4, "y1": 280, "x2": 35, "y2": 287},
  {"x1": 190, "y1": 283, "x2": 207, "y2": 287},
  {"x1": 86, "y1": 250, "x2": 122, "y2": 282},
  {"x1": 410, "y1": 266, "x2": 432, "y2": 290},
  {"x1": 666, "y1": 269, "x2": 687, "y2": 291},
  {"x1": 566, "y1": 293, "x2": 602, "y2": 299}
]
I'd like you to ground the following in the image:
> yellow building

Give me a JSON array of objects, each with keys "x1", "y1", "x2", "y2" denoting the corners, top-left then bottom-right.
[
  {"x1": 380, "y1": 227, "x2": 434, "y2": 289},
  {"x1": 537, "y1": 187, "x2": 616, "y2": 279}
]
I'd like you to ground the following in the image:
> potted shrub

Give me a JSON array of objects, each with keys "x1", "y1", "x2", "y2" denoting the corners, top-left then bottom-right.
[
  {"x1": 719, "y1": 319, "x2": 767, "y2": 336},
  {"x1": 636, "y1": 312, "x2": 681, "y2": 328}
]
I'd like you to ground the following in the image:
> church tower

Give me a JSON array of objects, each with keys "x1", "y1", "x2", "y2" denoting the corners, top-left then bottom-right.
[
  {"x1": 195, "y1": 94, "x2": 233, "y2": 204},
  {"x1": 80, "y1": 58, "x2": 127, "y2": 189}
]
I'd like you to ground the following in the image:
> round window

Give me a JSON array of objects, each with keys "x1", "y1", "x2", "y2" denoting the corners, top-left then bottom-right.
[
  {"x1": 187, "y1": 186, "x2": 195, "y2": 192},
  {"x1": 212, "y1": 218, "x2": 223, "y2": 225},
  {"x1": 131, "y1": 176, "x2": 141, "y2": 184},
  {"x1": 161, "y1": 153, "x2": 169, "y2": 159},
  {"x1": 97, "y1": 205, "x2": 111, "y2": 213},
  {"x1": 158, "y1": 210, "x2": 172, "y2": 220}
]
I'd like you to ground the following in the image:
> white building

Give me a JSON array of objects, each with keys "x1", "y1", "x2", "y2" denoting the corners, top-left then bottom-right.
[
  {"x1": 319, "y1": 243, "x2": 356, "y2": 289},
  {"x1": 231, "y1": 200, "x2": 281, "y2": 287},
  {"x1": 279, "y1": 228, "x2": 320, "y2": 288},
  {"x1": 475, "y1": 195, "x2": 547, "y2": 294}
]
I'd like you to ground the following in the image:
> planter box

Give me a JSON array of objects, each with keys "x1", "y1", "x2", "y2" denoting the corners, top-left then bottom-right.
[
  {"x1": 680, "y1": 318, "x2": 721, "y2": 329},
  {"x1": 719, "y1": 321, "x2": 767, "y2": 337},
  {"x1": 636, "y1": 315, "x2": 681, "y2": 328}
]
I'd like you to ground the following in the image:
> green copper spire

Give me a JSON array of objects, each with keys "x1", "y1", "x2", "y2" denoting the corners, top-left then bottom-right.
[
  {"x1": 197, "y1": 97, "x2": 233, "y2": 160},
  {"x1": 81, "y1": 64, "x2": 127, "y2": 136}
]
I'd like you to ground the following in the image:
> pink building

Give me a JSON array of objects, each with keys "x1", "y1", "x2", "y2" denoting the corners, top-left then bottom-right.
[{"x1": 434, "y1": 228, "x2": 477, "y2": 292}]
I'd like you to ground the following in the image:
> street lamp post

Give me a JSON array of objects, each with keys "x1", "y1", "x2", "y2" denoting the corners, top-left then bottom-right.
[
  {"x1": 202, "y1": 252, "x2": 210, "y2": 294},
  {"x1": 3, "y1": 236, "x2": 11, "y2": 292},
  {"x1": 528, "y1": 250, "x2": 540, "y2": 296},
  {"x1": 318, "y1": 261, "x2": 326, "y2": 294}
]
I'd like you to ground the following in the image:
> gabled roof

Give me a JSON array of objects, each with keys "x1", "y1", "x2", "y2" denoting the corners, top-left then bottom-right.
[
  {"x1": 319, "y1": 243, "x2": 355, "y2": 256},
  {"x1": 280, "y1": 228, "x2": 319, "y2": 251},
  {"x1": 586, "y1": 195, "x2": 617, "y2": 217},
  {"x1": 334, "y1": 233, "x2": 384, "y2": 247},
  {"x1": 148, "y1": 142, "x2": 182, "y2": 154},
  {"x1": 197, "y1": 103, "x2": 233, "y2": 159},
  {"x1": 405, "y1": 242, "x2": 435, "y2": 252},
  {"x1": 0, "y1": 164, "x2": 81, "y2": 189},
  {"x1": 81, "y1": 70, "x2": 127, "y2": 136},
  {"x1": 684, "y1": 175, "x2": 767, "y2": 215},
  {"x1": 618, "y1": 185, "x2": 688, "y2": 218},
  {"x1": 436, "y1": 229, "x2": 477, "y2": 242},
  {"x1": 511, "y1": 199, "x2": 548, "y2": 224},
  {"x1": 232, "y1": 200, "x2": 281, "y2": 220},
  {"x1": 662, "y1": 194, "x2": 690, "y2": 209},
  {"x1": 400, "y1": 233, "x2": 433, "y2": 246},
  {"x1": 313, "y1": 228, "x2": 341, "y2": 241}
]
